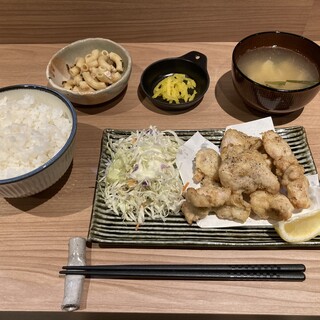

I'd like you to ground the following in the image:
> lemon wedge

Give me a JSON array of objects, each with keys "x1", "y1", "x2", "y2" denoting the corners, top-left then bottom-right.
[{"x1": 274, "y1": 210, "x2": 320, "y2": 243}]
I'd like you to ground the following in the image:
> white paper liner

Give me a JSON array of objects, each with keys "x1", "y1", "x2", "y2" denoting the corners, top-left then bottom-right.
[
  {"x1": 61, "y1": 237, "x2": 87, "y2": 312},
  {"x1": 176, "y1": 117, "x2": 320, "y2": 228}
]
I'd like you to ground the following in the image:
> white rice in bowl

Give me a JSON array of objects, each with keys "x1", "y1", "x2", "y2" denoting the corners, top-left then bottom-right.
[{"x1": 0, "y1": 90, "x2": 73, "y2": 180}]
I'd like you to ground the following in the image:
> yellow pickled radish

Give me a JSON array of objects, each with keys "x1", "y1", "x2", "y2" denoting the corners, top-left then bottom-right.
[
  {"x1": 152, "y1": 73, "x2": 197, "y2": 104},
  {"x1": 274, "y1": 210, "x2": 320, "y2": 243}
]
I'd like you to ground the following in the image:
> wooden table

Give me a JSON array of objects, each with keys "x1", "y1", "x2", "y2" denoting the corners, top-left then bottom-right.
[{"x1": 0, "y1": 42, "x2": 320, "y2": 318}]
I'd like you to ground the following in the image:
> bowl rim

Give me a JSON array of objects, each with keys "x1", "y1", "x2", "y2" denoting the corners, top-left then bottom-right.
[
  {"x1": 46, "y1": 37, "x2": 132, "y2": 96},
  {"x1": 232, "y1": 30, "x2": 320, "y2": 93},
  {"x1": 0, "y1": 84, "x2": 77, "y2": 185}
]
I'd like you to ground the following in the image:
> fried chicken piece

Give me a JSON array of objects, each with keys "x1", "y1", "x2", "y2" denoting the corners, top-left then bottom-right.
[
  {"x1": 262, "y1": 130, "x2": 310, "y2": 209},
  {"x1": 185, "y1": 184, "x2": 231, "y2": 208},
  {"x1": 282, "y1": 164, "x2": 310, "y2": 209},
  {"x1": 220, "y1": 144, "x2": 271, "y2": 166},
  {"x1": 193, "y1": 148, "x2": 221, "y2": 184},
  {"x1": 213, "y1": 191, "x2": 251, "y2": 223},
  {"x1": 219, "y1": 147, "x2": 280, "y2": 194},
  {"x1": 181, "y1": 200, "x2": 211, "y2": 224},
  {"x1": 220, "y1": 128, "x2": 262, "y2": 150},
  {"x1": 220, "y1": 144, "x2": 243, "y2": 161},
  {"x1": 262, "y1": 130, "x2": 299, "y2": 176},
  {"x1": 250, "y1": 190, "x2": 294, "y2": 221}
]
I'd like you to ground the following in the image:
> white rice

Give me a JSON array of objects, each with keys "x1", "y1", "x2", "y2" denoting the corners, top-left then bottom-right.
[{"x1": 0, "y1": 93, "x2": 72, "y2": 180}]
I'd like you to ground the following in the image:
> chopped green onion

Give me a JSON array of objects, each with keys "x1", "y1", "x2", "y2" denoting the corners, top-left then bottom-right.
[
  {"x1": 265, "y1": 80, "x2": 319, "y2": 87},
  {"x1": 286, "y1": 80, "x2": 319, "y2": 85},
  {"x1": 265, "y1": 81, "x2": 287, "y2": 87}
]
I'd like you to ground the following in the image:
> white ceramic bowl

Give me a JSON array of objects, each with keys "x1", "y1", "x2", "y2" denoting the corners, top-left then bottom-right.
[
  {"x1": 46, "y1": 38, "x2": 132, "y2": 105},
  {"x1": 0, "y1": 84, "x2": 77, "y2": 198}
]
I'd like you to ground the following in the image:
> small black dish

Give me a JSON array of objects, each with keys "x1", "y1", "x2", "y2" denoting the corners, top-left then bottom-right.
[{"x1": 140, "y1": 51, "x2": 210, "y2": 111}]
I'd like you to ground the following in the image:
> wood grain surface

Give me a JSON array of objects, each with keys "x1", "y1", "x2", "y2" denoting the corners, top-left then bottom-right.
[
  {"x1": 1, "y1": 0, "x2": 320, "y2": 44},
  {"x1": 0, "y1": 42, "x2": 320, "y2": 316}
]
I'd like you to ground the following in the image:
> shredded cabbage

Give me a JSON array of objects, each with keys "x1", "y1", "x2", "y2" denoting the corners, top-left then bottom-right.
[{"x1": 101, "y1": 126, "x2": 184, "y2": 225}]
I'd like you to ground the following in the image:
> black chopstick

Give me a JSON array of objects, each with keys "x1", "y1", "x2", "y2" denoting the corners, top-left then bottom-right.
[
  {"x1": 59, "y1": 269, "x2": 305, "y2": 281},
  {"x1": 62, "y1": 263, "x2": 305, "y2": 272},
  {"x1": 59, "y1": 264, "x2": 305, "y2": 281}
]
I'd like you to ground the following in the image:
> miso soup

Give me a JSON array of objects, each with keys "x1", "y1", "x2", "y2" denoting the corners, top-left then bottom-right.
[{"x1": 237, "y1": 46, "x2": 319, "y2": 90}]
